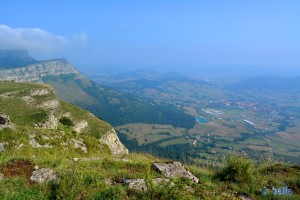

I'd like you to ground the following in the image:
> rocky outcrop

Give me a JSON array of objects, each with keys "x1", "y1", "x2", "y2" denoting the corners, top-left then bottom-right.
[
  {"x1": 30, "y1": 88, "x2": 50, "y2": 96},
  {"x1": 153, "y1": 162, "x2": 199, "y2": 183},
  {"x1": 0, "y1": 72, "x2": 129, "y2": 157},
  {"x1": 70, "y1": 138, "x2": 88, "y2": 153},
  {"x1": 123, "y1": 178, "x2": 170, "y2": 191},
  {"x1": 0, "y1": 114, "x2": 15, "y2": 131},
  {"x1": 100, "y1": 129, "x2": 129, "y2": 155},
  {"x1": 34, "y1": 114, "x2": 58, "y2": 129},
  {"x1": 30, "y1": 168, "x2": 59, "y2": 183},
  {"x1": 124, "y1": 179, "x2": 147, "y2": 191},
  {"x1": 41, "y1": 100, "x2": 60, "y2": 109},
  {"x1": 122, "y1": 165, "x2": 196, "y2": 193},
  {"x1": 0, "y1": 59, "x2": 80, "y2": 82},
  {"x1": 73, "y1": 120, "x2": 88, "y2": 133},
  {"x1": 29, "y1": 134, "x2": 53, "y2": 148}
]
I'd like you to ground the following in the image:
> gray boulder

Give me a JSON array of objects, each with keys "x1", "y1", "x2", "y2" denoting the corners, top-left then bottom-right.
[
  {"x1": 30, "y1": 168, "x2": 59, "y2": 183},
  {"x1": 123, "y1": 178, "x2": 171, "y2": 192},
  {"x1": 0, "y1": 173, "x2": 3, "y2": 181},
  {"x1": 124, "y1": 179, "x2": 147, "y2": 191},
  {"x1": 153, "y1": 162, "x2": 199, "y2": 183}
]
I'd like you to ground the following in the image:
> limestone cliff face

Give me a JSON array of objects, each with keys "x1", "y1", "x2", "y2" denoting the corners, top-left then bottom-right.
[
  {"x1": 100, "y1": 129, "x2": 129, "y2": 155},
  {"x1": 0, "y1": 81, "x2": 129, "y2": 155},
  {"x1": 0, "y1": 59, "x2": 80, "y2": 82},
  {"x1": 0, "y1": 56, "x2": 129, "y2": 155}
]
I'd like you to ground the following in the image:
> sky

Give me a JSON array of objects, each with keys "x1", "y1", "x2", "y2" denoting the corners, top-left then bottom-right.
[{"x1": 0, "y1": 0, "x2": 299, "y2": 75}]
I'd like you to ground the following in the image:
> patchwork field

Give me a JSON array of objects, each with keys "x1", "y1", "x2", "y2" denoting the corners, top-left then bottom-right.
[
  {"x1": 92, "y1": 73, "x2": 300, "y2": 165},
  {"x1": 116, "y1": 123, "x2": 186, "y2": 145}
]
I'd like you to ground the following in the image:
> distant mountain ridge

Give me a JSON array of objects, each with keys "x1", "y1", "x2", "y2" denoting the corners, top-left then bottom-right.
[
  {"x1": 230, "y1": 75, "x2": 300, "y2": 90},
  {"x1": 0, "y1": 49, "x2": 37, "y2": 69},
  {"x1": 0, "y1": 58, "x2": 80, "y2": 82}
]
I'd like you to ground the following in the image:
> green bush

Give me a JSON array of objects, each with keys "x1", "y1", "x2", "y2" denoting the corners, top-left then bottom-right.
[
  {"x1": 216, "y1": 156, "x2": 255, "y2": 184},
  {"x1": 59, "y1": 117, "x2": 74, "y2": 127}
]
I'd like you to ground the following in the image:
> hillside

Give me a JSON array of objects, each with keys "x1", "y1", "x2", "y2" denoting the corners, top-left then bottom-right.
[
  {"x1": 0, "y1": 81, "x2": 299, "y2": 199},
  {"x1": 0, "y1": 80, "x2": 128, "y2": 155},
  {"x1": 0, "y1": 50, "x2": 195, "y2": 128},
  {"x1": 42, "y1": 74, "x2": 195, "y2": 128}
]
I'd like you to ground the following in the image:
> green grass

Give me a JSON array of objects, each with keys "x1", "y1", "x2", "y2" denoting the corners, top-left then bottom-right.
[
  {"x1": 159, "y1": 137, "x2": 187, "y2": 147},
  {"x1": 1, "y1": 132, "x2": 299, "y2": 199},
  {"x1": 0, "y1": 81, "x2": 299, "y2": 199}
]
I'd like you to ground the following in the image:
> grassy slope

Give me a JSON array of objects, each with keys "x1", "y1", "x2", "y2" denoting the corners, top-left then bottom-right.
[
  {"x1": 0, "y1": 81, "x2": 299, "y2": 199},
  {"x1": 0, "y1": 81, "x2": 111, "y2": 138},
  {"x1": 0, "y1": 81, "x2": 114, "y2": 160}
]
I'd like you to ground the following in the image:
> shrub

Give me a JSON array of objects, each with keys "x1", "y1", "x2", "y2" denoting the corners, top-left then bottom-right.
[
  {"x1": 59, "y1": 117, "x2": 74, "y2": 127},
  {"x1": 216, "y1": 156, "x2": 255, "y2": 185}
]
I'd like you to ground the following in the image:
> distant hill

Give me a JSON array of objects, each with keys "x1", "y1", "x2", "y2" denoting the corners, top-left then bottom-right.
[
  {"x1": 0, "y1": 49, "x2": 37, "y2": 69},
  {"x1": 0, "y1": 50, "x2": 195, "y2": 129},
  {"x1": 230, "y1": 75, "x2": 300, "y2": 90},
  {"x1": 87, "y1": 67, "x2": 211, "y2": 94},
  {"x1": 43, "y1": 74, "x2": 195, "y2": 128}
]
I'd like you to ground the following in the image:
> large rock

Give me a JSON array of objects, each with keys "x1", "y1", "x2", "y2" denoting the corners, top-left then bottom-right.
[
  {"x1": 73, "y1": 120, "x2": 88, "y2": 133},
  {"x1": 0, "y1": 114, "x2": 15, "y2": 131},
  {"x1": 100, "y1": 129, "x2": 128, "y2": 155},
  {"x1": 124, "y1": 179, "x2": 147, "y2": 191},
  {"x1": 70, "y1": 138, "x2": 88, "y2": 153},
  {"x1": 33, "y1": 114, "x2": 58, "y2": 129},
  {"x1": 30, "y1": 168, "x2": 59, "y2": 183},
  {"x1": 153, "y1": 162, "x2": 199, "y2": 183},
  {"x1": 0, "y1": 173, "x2": 3, "y2": 181},
  {"x1": 124, "y1": 178, "x2": 170, "y2": 192}
]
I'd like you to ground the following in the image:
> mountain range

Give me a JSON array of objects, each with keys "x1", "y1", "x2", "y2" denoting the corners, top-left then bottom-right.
[{"x1": 230, "y1": 75, "x2": 300, "y2": 90}]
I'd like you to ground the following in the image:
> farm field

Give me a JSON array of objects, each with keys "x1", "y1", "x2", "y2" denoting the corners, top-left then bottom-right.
[{"x1": 92, "y1": 72, "x2": 300, "y2": 165}]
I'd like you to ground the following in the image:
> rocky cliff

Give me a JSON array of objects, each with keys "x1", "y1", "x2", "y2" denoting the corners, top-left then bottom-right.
[
  {"x1": 0, "y1": 50, "x2": 131, "y2": 155},
  {"x1": 100, "y1": 129, "x2": 129, "y2": 155},
  {"x1": 0, "y1": 59, "x2": 80, "y2": 83},
  {"x1": 0, "y1": 81, "x2": 128, "y2": 155}
]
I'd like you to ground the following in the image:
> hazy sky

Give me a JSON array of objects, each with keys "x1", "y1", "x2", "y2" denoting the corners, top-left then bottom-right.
[{"x1": 0, "y1": 0, "x2": 299, "y2": 73}]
